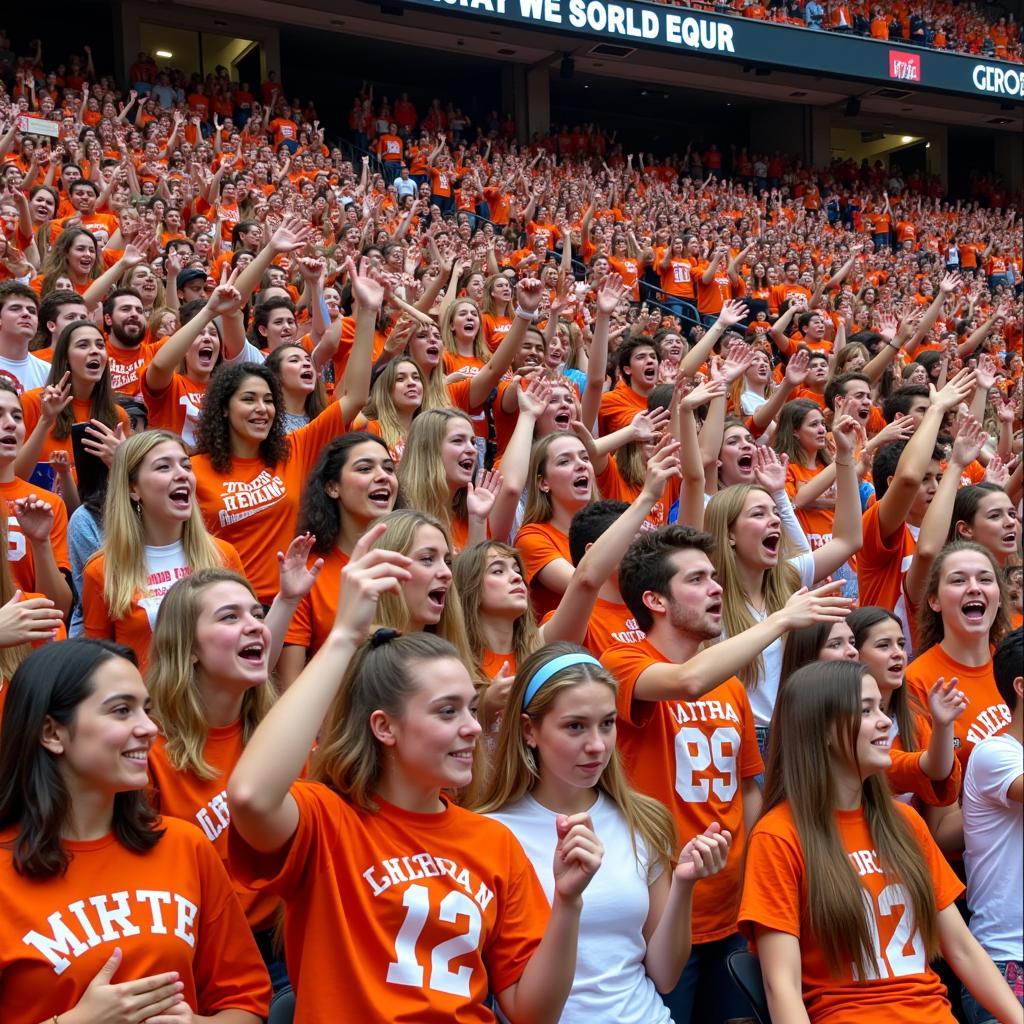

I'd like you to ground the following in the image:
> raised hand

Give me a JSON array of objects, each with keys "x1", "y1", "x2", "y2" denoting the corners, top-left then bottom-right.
[
  {"x1": 595, "y1": 272, "x2": 625, "y2": 315},
  {"x1": 950, "y1": 414, "x2": 987, "y2": 468},
  {"x1": 713, "y1": 339, "x2": 755, "y2": 384},
  {"x1": 753, "y1": 446, "x2": 788, "y2": 493},
  {"x1": 13, "y1": 494, "x2": 55, "y2": 543},
  {"x1": 40, "y1": 371, "x2": 73, "y2": 423},
  {"x1": 515, "y1": 374, "x2": 553, "y2": 419},
  {"x1": 337, "y1": 522, "x2": 413, "y2": 640},
  {"x1": 928, "y1": 676, "x2": 968, "y2": 728},
  {"x1": 345, "y1": 255, "x2": 385, "y2": 312},
  {"x1": 677, "y1": 374, "x2": 728, "y2": 410},
  {"x1": 82, "y1": 420, "x2": 126, "y2": 467},
  {"x1": 629, "y1": 406, "x2": 670, "y2": 444},
  {"x1": 983, "y1": 453, "x2": 1009, "y2": 487},
  {"x1": 641, "y1": 437, "x2": 682, "y2": 500},
  {"x1": 781, "y1": 579, "x2": 854, "y2": 630},
  {"x1": 205, "y1": 265, "x2": 245, "y2": 317},
  {"x1": 930, "y1": 367, "x2": 976, "y2": 413},
  {"x1": 717, "y1": 298, "x2": 749, "y2": 328},
  {"x1": 276, "y1": 533, "x2": 325, "y2": 603},
  {"x1": 270, "y1": 213, "x2": 313, "y2": 254},
  {"x1": 467, "y1": 468, "x2": 502, "y2": 521},
  {"x1": 784, "y1": 347, "x2": 810, "y2": 387},
  {"x1": 515, "y1": 276, "x2": 545, "y2": 315},
  {"x1": 832, "y1": 413, "x2": 860, "y2": 459}
]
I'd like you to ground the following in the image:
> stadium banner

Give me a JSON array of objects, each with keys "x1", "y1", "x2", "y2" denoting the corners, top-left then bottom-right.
[{"x1": 404, "y1": 0, "x2": 1022, "y2": 101}]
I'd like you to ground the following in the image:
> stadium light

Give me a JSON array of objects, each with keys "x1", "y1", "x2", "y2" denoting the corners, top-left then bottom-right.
[{"x1": 155, "y1": 50, "x2": 173, "y2": 58}]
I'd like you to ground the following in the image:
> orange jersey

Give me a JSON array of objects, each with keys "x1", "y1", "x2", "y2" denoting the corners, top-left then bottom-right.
[
  {"x1": 601, "y1": 638, "x2": 762, "y2": 942},
  {"x1": 513, "y1": 521, "x2": 571, "y2": 622},
  {"x1": 0, "y1": 475, "x2": 71, "y2": 591},
  {"x1": 141, "y1": 372, "x2": 208, "y2": 447},
  {"x1": 0, "y1": 817, "x2": 270, "y2": 1021},
  {"x1": 887, "y1": 712, "x2": 961, "y2": 808},
  {"x1": 81, "y1": 537, "x2": 244, "y2": 674},
  {"x1": 227, "y1": 781, "x2": 548, "y2": 1023},
  {"x1": 597, "y1": 381, "x2": 647, "y2": 436},
  {"x1": 608, "y1": 256, "x2": 641, "y2": 300},
  {"x1": 583, "y1": 597, "x2": 646, "y2": 656},
  {"x1": 482, "y1": 313, "x2": 512, "y2": 353},
  {"x1": 596, "y1": 458, "x2": 678, "y2": 529},
  {"x1": 905, "y1": 645, "x2": 1010, "y2": 772},
  {"x1": 107, "y1": 338, "x2": 164, "y2": 398},
  {"x1": 740, "y1": 800, "x2": 963, "y2": 1024},
  {"x1": 283, "y1": 546, "x2": 349, "y2": 655},
  {"x1": 658, "y1": 255, "x2": 697, "y2": 300},
  {"x1": 856, "y1": 503, "x2": 916, "y2": 643},
  {"x1": 192, "y1": 400, "x2": 349, "y2": 602},
  {"x1": 785, "y1": 461, "x2": 835, "y2": 551},
  {"x1": 148, "y1": 724, "x2": 281, "y2": 930},
  {"x1": 20, "y1": 391, "x2": 131, "y2": 484}
]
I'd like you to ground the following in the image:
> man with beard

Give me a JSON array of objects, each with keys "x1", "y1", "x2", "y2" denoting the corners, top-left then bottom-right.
[
  {"x1": 601, "y1": 525, "x2": 850, "y2": 1024},
  {"x1": 102, "y1": 287, "x2": 161, "y2": 396}
]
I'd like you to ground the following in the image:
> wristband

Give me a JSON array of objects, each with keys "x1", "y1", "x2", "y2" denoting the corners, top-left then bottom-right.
[
  {"x1": 514, "y1": 305, "x2": 535, "y2": 321},
  {"x1": 834, "y1": 459, "x2": 853, "y2": 467},
  {"x1": 886, "y1": 340, "x2": 901, "y2": 351}
]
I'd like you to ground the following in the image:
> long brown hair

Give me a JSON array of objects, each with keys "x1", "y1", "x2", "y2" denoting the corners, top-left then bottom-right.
[
  {"x1": 47, "y1": 321, "x2": 120, "y2": 441},
  {"x1": 759, "y1": 660, "x2": 940, "y2": 977}
]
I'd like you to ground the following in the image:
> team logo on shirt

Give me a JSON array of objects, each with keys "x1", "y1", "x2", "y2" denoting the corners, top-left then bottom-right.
[
  {"x1": 218, "y1": 472, "x2": 287, "y2": 526},
  {"x1": 23, "y1": 890, "x2": 199, "y2": 974}
]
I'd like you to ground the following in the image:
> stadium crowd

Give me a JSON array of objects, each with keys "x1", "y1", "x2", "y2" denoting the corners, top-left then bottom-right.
[{"x1": 0, "y1": 26, "x2": 1022, "y2": 1024}]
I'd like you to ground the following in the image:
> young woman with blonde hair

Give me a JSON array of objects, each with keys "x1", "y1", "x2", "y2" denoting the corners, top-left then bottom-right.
[
  {"x1": 397, "y1": 407, "x2": 516, "y2": 552},
  {"x1": 704, "y1": 412, "x2": 863, "y2": 754},
  {"x1": 514, "y1": 430, "x2": 602, "y2": 621},
  {"x1": 81, "y1": 430, "x2": 245, "y2": 672},
  {"x1": 227, "y1": 522, "x2": 602, "y2": 1022},
  {"x1": 355, "y1": 355, "x2": 423, "y2": 461},
  {"x1": 476, "y1": 641, "x2": 730, "y2": 1023},
  {"x1": 364, "y1": 508, "x2": 475, "y2": 666},
  {"x1": 740, "y1": 658, "x2": 1022, "y2": 1024},
  {"x1": 146, "y1": 561, "x2": 317, "y2": 988},
  {"x1": 481, "y1": 271, "x2": 514, "y2": 351}
]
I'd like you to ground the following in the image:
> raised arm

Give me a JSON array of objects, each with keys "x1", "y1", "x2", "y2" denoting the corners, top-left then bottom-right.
[
  {"x1": 228, "y1": 525, "x2": 411, "y2": 852},
  {"x1": 580, "y1": 273, "x2": 624, "y2": 429}
]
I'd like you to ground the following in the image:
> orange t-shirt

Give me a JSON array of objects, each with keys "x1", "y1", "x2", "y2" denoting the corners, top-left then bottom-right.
[
  {"x1": 283, "y1": 546, "x2": 349, "y2": 656},
  {"x1": 193, "y1": 399, "x2": 350, "y2": 603},
  {"x1": 482, "y1": 314, "x2": 512, "y2": 353},
  {"x1": 905, "y1": 645, "x2": 1011, "y2": 772},
  {"x1": 596, "y1": 459, "x2": 678, "y2": 530},
  {"x1": 0, "y1": 817, "x2": 270, "y2": 1021},
  {"x1": 856, "y1": 502, "x2": 916, "y2": 643},
  {"x1": 141, "y1": 372, "x2": 208, "y2": 447},
  {"x1": 513, "y1": 521, "x2": 571, "y2": 623},
  {"x1": 886, "y1": 711, "x2": 961, "y2": 807},
  {"x1": 608, "y1": 256, "x2": 641, "y2": 301},
  {"x1": 148, "y1": 724, "x2": 281, "y2": 931},
  {"x1": 740, "y1": 800, "x2": 963, "y2": 1024},
  {"x1": 227, "y1": 781, "x2": 548, "y2": 1023},
  {"x1": 583, "y1": 597, "x2": 646, "y2": 656},
  {"x1": 81, "y1": 537, "x2": 244, "y2": 674},
  {"x1": 785, "y1": 461, "x2": 835, "y2": 551},
  {"x1": 0, "y1": 475, "x2": 71, "y2": 590},
  {"x1": 107, "y1": 338, "x2": 164, "y2": 398},
  {"x1": 658, "y1": 256, "x2": 696, "y2": 300},
  {"x1": 601, "y1": 638, "x2": 762, "y2": 942},
  {"x1": 597, "y1": 382, "x2": 647, "y2": 436},
  {"x1": 19, "y1": 391, "x2": 131, "y2": 485}
]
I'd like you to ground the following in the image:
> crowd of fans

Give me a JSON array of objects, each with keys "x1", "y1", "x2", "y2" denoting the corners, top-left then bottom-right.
[
  {"x1": 702, "y1": 0, "x2": 1021, "y2": 58},
  {"x1": 0, "y1": 26, "x2": 1021, "y2": 1024}
]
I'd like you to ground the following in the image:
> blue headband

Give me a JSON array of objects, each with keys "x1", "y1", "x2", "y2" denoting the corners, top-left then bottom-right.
[{"x1": 522, "y1": 653, "x2": 603, "y2": 709}]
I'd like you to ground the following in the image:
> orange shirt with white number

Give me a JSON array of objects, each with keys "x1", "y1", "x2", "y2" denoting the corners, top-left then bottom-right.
[
  {"x1": 601, "y1": 638, "x2": 762, "y2": 942},
  {"x1": 0, "y1": 476, "x2": 71, "y2": 591},
  {"x1": 740, "y1": 800, "x2": 963, "y2": 1024},
  {"x1": 227, "y1": 781, "x2": 548, "y2": 1023}
]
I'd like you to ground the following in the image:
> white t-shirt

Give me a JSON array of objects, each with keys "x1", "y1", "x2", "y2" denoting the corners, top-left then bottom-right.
[
  {"x1": 0, "y1": 353, "x2": 50, "y2": 394},
  {"x1": 963, "y1": 732, "x2": 1023, "y2": 961},
  {"x1": 725, "y1": 551, "x2": 816, "y2": 727},
  {"x1": 138, "y1": 540, "x2": 191, "y2": 629},
  {"x1": 487, "y1": 792, "x2": 671, "y2": 1024}
]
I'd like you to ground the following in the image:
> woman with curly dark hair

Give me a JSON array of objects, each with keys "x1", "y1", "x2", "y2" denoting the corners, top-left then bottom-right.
[{"x1": 191, "y1": 261, "x2": 383, "y2": 604}]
